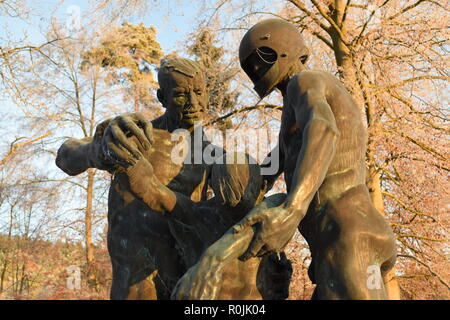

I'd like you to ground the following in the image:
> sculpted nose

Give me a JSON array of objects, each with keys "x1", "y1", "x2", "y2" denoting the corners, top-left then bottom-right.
[
  {"x1": 189, "y1": 92, "x2": 198, "y2": 107},
  {"x1": 185, "y1": 92, "x2": 201, "y2": 111}
]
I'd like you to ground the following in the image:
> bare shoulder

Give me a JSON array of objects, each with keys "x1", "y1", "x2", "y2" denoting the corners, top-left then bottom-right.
[
  {"x1": 288, "y1": 70, "x2": 326, "y2": 92},
  {"x1": 285, "y1": 71, "x2": 331, "y2": 107},
  {"x1": 290, "y1": 70, "x2": 345, "y2": 93}
]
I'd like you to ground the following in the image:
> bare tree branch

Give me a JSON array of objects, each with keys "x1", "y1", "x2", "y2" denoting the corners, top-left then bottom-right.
[
  {"x1": 288, "y1": 0, "x2": 331, "y2": 34},
  {"x1": 208, "y1": 104, "x2": 282, "y2": 125},
  {"x1": 387, "y1": 0, "x2": 447, "y2": 21},
  {"x1": 398, "y1": 254, "x2": 450, "y2": 291},
  {"x1": 0, "y1": 132, "x2": 53, "y2": 166}
]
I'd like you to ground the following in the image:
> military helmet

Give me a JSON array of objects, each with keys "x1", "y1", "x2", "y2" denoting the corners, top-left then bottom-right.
[{"x1": 239, "y1": 19, "x2": 309, "y2": 98}]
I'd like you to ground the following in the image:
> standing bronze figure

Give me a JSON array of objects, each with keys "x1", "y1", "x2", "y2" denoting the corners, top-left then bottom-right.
[
  {"x1": 56, "y1": 57, "x2": 218, "y2": 299},
  {"x1": 56, "y1": 55, "x2": 293, "y2": 300},
  {"x1": 174, "y1": 19, "x2": 397, "y2": 300}
]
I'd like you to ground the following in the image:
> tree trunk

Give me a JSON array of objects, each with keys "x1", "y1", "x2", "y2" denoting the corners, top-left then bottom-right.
[
  {"x1": 18, "y1": 263, "x2": 26, "y2": 296},
  {"x1": 367, "y1": 165, "x2": 401, "y2": 300},
  {"x1": 0, "y1": 259, "x2": 7, "y2": 293},
  {"x1": 85, "y1": 168, "x2": 96, "y2": 287},
  {"x1": 327, "y1": 0, "x2": 401, "y2": 299}
]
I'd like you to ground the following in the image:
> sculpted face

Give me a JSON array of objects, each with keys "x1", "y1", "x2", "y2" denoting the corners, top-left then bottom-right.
[{"x1": 158, "y1": 70, "x2": 207, "y2": 128}]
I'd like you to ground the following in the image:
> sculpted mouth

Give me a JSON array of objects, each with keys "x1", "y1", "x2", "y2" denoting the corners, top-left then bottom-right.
[{"x1": 182, "y1": 110, "x2": 203, "y2": 119}]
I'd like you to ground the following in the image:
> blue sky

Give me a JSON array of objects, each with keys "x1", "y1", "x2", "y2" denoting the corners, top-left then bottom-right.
[
  {"x1": 0, "y1": 0, "x2": 203, "y2": 53},
  {"x1": 0, "y1": 1, "x2": 241, "y2": 241},
  {"x1": 0, "y1": 0, "x2": 205, "y2": 142}
]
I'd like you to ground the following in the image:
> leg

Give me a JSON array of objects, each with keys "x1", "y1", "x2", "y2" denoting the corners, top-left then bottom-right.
[
  {"x1": 302, "y1": 186, "x2": 397, "y2": 299},
  {"x1": 110, "y1": 262, "x2": 130, "y2": 300},
  {"x1": 311, "y1": 239, "x2": 390, "y2": 299},
  {"x1": 126, "y1": 270, "x2": 159, "y2": 300},
  {"x1": 108, "y1": 204, "x2": 184, "y2": 300}
]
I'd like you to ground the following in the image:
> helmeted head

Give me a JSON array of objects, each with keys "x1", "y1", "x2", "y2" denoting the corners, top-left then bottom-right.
[
  {"x1": 157, "y1": 56, "x2": 207, "y2": 128},
  {"x1": 239, "y1": 19, "x2": 309, "y2": 98}
]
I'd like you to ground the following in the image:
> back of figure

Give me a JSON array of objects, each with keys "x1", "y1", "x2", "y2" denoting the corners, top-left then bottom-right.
[{"x1": 281, "y1": 71, "x2": 397, "y2": 299}]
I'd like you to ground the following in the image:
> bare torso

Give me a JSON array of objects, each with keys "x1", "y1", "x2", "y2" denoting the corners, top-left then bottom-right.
[
  {"x1": 107, "y1": 122, "x2": 214, "y2": 299},
  {"x1": 279, "y1": 70, "x2": 396, "y2": 299},
  {"x1": 280, "y1": 70, "x2": 367, "y2": 207}
]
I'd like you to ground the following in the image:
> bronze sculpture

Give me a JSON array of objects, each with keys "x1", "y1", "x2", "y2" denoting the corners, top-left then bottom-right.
[
  {"x1": 56, "y1": 55, "x2": 292, "y2": 299},
  {"x1": 120, "y1": 146, "x2": 292, "y2": 299},
  {"x1": 56, "y1": 57, "x2": 218, "y2": 299},
  {"x1": 56, "y1": 20, "x2": 398, "y2": 299},
  {"x1": 174, "y1": 19, "x2": 397, "y2": 300}
]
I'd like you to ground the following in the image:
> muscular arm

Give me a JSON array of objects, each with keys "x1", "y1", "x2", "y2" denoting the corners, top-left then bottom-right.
[
  {"x1": 126, "y1": 158, "x2": 177, "y2": 215},
  {"x1": 172, "y1": 194, "x2": 286, "y2": 300},
  {"x1": 283, "y1": 72, "x2": 340, "y2": 216},
  {"x1": 126, "y1": 158, "x2": 200, "y2": 226},
  {"x1": 56, "y1": 112, "x2": 155, "y2": 176},
  {"x1": 232, "y1": 72, "x2": 340, "y2": 257},
  {"x1": 55, "y1": 119, "x2": 115, "y2": 176}
]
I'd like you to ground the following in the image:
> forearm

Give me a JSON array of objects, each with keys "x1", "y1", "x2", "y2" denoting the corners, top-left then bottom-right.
[
  {"x1": 204, "y1": 226, "x2": 255, "y2": 267},
  {"x1": 284, "y1": 118, "x2": 338, "y2": 215},
  {"x1": 56, "y1": 137, "x2": 113, "y2": 175},
  {"x1": 261, "y1": 144, "x2": 284, "y2": 191},
  {"x1": 171, "y1": 228, "x2": 255, "y2": 300},
  {"x1": 126, "y1": 159, "x2": 177, "y2": 215},
  {"x1": 55, "y1": 119, "x2": 114, "y2": 175}
]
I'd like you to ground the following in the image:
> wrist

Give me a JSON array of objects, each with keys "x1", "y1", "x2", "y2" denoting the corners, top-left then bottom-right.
[
  {"x1": 283, "y1": 203, "x2": 306, "y2": 224},
  {"x1": 87, "y1": 138, "x2": 113, "y2": 170},
  {"x1": 127, "y1": 158, "x2": 153, "y2": 175}
]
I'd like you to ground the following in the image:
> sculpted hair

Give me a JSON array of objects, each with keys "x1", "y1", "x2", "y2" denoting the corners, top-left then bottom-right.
[{"x1": 157, "y1": 55, "x2": 203, "y2": 88}]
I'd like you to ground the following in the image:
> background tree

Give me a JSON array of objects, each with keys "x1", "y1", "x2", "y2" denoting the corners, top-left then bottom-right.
[
  {"x1": 187, "y1": 0, "x2": 449, "y2": 299},
  {"x1": 0, "y1": 7, "x2": 165, "y2": 294},
  {"x1": 15, "y1": 21, "x2": 114, "y2": 288},
  {"x1": 0, "y1": 0, "x2": 64, "y2": 106},
  {"x1": 0, "y1": 0, "x2": 447, "y2": 300},
  {"x1": 0, "y1": 1, "x2": 165, "y2": 299},
  {"x1": 83, "y1": 22, "x2": 163, "y2": 112},
  {"x1": 186, "y1": 27, "x2": 239, "y2": 130}
]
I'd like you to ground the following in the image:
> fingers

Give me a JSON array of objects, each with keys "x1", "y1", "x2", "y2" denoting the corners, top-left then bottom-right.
[
  {"x1": 100, "y1": 113, "x2": 153, "y2": 168},
  {"x1": 119, "y1": 115, "x2": 151, "y2": 150},
  {"x1": 103, "y1": 132, "x2": 142, "y2": 169},
  {"x1": 239, "y1": 225, "x2": 266, "y2": 261},
  {"x1": 134, "y1": 112, "x2": 153, "y2": 145},
  {"x1": 104, "y1": 123, "x2": 143, "y2": 160},
  {"x1": 172, "y1": 267, "x2": 202, "y2": 300},
  {"x1": 233, "y1": 212, "x2": 262, "y2": 234},
  {"x1": 103, "y1": 140, "x2": 134, "y2": 167},
  {"x1": 94, "y1": 118, "x2": 112, "y2": 137}
]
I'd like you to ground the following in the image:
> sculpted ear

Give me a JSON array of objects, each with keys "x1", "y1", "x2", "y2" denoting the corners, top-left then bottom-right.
[{"x1": 157, "y1": 89, "x2": 165, "y2": 106}]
